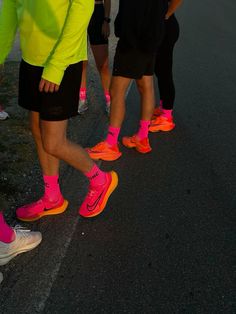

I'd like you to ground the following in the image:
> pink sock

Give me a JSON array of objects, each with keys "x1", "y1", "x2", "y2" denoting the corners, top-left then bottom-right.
[
  {"x1": 79, "y1": 88, "x2": 87, "y2": 101},
  {"x1": 43, "y1": 175, "x2": 61, "y2": 202},
  {"x1": 106, "y1": 125, "x2": 120, "y2": 146},
  {"x1": 85, "y1": 164, "x2": 106, "y2": 186},
  {"x1": 104, "y1": 91, "x2": 111, "y2": 105},
  {"x1": 162, "y1": 109, "x2": 173, "y2": 119},
  {"x1": 137, "y1": 120, "x2": 150, "y2": 140},
  {"x1": 159, "y1": 100, "x2": 163, "y2": 109},
  {"x1": 0, "y1": 212, "x2": 15, "y2": 243}
]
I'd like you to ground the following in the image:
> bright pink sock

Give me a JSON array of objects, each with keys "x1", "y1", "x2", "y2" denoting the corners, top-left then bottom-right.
[
  {"x1": 159, "y1": 100, "x2": 163, "y2": 109},
  {"x1": 106, "y1": 125, "x2": 120, "y2": 146},
  {"x1": 0, "y1": 212, "x2": 15, "y2": 243},
  {"x1": 43, "y1": 175, "x2": 61, "y2": 202},
  {"x1": 104, "y1": 91, "x2": 111, "y2": 105},
  {"x1": 85, "y1": 164, "x2": 106, "y2": 186},
  {"x1": 79, "y1": 87, "x2": 87, "y2": 101},
  {"x1": 162, "y1": 109, "x2": 173, "y2": 119},
  {"x1": 137, "y1": 120, "x2": 150, "y2": 140}
]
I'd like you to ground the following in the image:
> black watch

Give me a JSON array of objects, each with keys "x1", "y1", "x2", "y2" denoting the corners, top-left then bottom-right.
[{"x1": 103, "y1": 17, "x2": 111, "y2": 23}]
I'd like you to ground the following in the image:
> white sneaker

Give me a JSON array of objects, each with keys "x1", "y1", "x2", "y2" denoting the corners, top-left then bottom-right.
[
  {"x1": 0, "y1": 110, "x2": 9, "y2": 120},
  {"x1": 0, "y1": 226, "x2": 42, "y2": 266},
  {"x1": 78, "y1": 99, "x2": 88, "y2": 114}
]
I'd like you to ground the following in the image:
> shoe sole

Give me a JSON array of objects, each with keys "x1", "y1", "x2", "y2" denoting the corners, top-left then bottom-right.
[
  {"x1": 149, "y1": 124, "x2": 175, "y2": 132},
  {"x1": 88, "y1": 152, "x2": 122, "y2": 161},
  {"x1": 82, "y1": 171, "x2": 118, "y2": 218},
  {"x1": 122, "y1": 139, "x2": 152, "y2": 154},
  {"x1": 17, "y1": 200, "x2": 69, "y2": 222},
  {"x1": 136, "y1": 146, "x2": 152, "y2": 154},
  {"x1": 0, "y1": 236, "x2": 42, "y2": 266}
]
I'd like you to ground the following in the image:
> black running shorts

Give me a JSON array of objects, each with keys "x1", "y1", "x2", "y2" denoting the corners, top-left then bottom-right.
[
  {"x1": 112, "y1": 40, "x2": 156, "y2": 80},
  {"x1": 88, "y1": 4, "x2": 108, "y2": 46},
  {"x1": 18, "y1": 60, "x2": 82, "y2": 121}
]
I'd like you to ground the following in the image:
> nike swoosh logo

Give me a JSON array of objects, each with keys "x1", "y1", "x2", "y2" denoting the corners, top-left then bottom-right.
[{"x1": 87, "y1": 191, "x2": 104, "y2": 212}]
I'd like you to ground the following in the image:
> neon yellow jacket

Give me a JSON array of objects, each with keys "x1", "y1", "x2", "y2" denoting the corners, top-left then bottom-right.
[{"x1": 0, "y1": 0, "x2": 94, "y2": 84}]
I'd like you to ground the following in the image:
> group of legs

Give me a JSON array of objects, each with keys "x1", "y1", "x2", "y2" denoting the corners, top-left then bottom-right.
[
  {"x1": 78, "y1": 0, "x2": 111, "y2": 115},
  {"x1": 0, "y1": 3, "x2": 180, "y2": 267},
  {"x1": 87, "y1": 14, "x2": 180, "y2": 161}
]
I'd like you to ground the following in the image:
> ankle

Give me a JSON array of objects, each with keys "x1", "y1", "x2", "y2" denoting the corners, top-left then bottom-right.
[
  {"x1": 106, "y1": 126, "x2": 120, "y2": 146},
  {"x1": 137, "y1": 120, "x2": 150, "y2": 140},
  {"x1": 161, "y1": 109, "x2": 173, "y2": 119},
  {"x1": 79, "y1": 88, "x2": 87, "y2": 101},
  {"x1": 43, "y1": 174, "x2": 61, "y2": 201},
  {"x1": 85, "y1": 164, "x2": 106, "y2": 186},
  {"x1": 0, "y1": 213, "x2": 15, "y2": 243}
]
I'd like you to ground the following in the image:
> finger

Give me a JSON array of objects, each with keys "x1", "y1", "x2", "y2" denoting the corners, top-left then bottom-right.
[
  {"x1": 55, "y1": 84, "x2": 59, "y2": 92},
  {"x1": 44, "y1": 81, "x2": 50, "y2": 93},
  {"x1": 49, "y1": 83, "x2": 55, "y2": 93},
  {"x1": 39, "y1": 79, "x2": 45, "y2": 92}
]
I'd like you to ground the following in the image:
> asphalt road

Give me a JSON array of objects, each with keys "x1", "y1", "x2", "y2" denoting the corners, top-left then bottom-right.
[{"x1": 0, "y1": 1, "x2": 235, "y2": 313}]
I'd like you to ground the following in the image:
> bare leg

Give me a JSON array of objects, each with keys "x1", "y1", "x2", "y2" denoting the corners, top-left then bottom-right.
[
  {"x1": 91, "y1": 44, "x2": 111, "y2": 92},
  {"x1": 135, "y1": 75, "x2": 155, "y2": 121},
  {"x1": 30, "y1": 111, "x2": 59, "y2": 175},
  {"x1": 109, "y1": 76, "x2": 132, "y2": 128},
  {"x1": 40, "y1": 119, "x2": 94, "y2": 173},
  {"x1": 80, "y1": 61, "x2": 88, "y2": 90}
]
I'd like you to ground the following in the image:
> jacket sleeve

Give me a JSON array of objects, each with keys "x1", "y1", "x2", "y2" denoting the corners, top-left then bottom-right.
[
  {"x1": 42, "y1": 0, "x2": 94, "y2": 85},
  {"x1": 0, "y1": 0, "x2": 18, "y2": 64}
]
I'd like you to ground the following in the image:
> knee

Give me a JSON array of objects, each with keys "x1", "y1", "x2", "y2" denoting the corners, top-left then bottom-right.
[
  {"x1": 42, "y1": 137, "x2": 63, "y2": 157},
  {"x1": 136, "y1": 78, "x2": 153, "y2": 96}
]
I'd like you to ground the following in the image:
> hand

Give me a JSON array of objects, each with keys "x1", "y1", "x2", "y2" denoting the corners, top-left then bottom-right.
[
  {"x1": 102, "y1": 22, "x2": 110, "y2": 40},
  {"x1": 0, "y1": 64, "x2": 4, "y2": 84},
  {"x1": 39, "y1": 78, "x2": 59, "y2": 93}
]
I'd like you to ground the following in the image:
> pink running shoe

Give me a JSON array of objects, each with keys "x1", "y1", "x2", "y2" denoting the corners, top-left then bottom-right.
[
  {"x1": 16, "y1": 195, "x2": 68, "y2": 222},
  {"x1": 79, "y1": 171, "x2": 118, "y2": 218}
]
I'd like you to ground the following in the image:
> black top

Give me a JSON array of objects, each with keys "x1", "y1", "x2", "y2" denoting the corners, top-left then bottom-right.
[{"x1": 114, "y1": 0, "x2": 168, "y2": 53}]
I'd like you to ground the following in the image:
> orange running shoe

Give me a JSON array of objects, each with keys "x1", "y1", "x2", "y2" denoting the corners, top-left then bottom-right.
[
  {"x1": 151, "y1": 106, "x2": 163, "y2": 119},
  {"x1": 149, "y1": 116, "x2": 175, "y2": 132},
  {"x1": 122, "y1": 135, "x2": 152, "y2": 154},
  {"x1": 79, "y1": 171, "x2": 118, "y2": 218},
  {"x1": 86, "y1": 141, "x2": 122, "y2": 161}
]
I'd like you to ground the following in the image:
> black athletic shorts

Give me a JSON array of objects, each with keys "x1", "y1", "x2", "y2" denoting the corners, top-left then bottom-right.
[
  {"x1": 112, "y1": 40, "x2": 156, "y2": 80},
  {"x1": 18, "y1": 60, "x2": 82, "y2": 121},
  {"x1": 88, "y1": 3, "x2": 108, "y2": 46}
]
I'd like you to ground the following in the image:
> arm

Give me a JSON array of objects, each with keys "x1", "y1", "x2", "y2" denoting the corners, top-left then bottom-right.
[
  {"x1": 40, "y1": 0, "x2": 94, "y2": 92},
  {"x1": 165, "y1": 0, "x2": 183, "y2": 20},
  {"x1": 0, "y1": 0, "x2": 18, "y2": 65},
  {"x1": 102, "y1": 0, "x2": 111, "y2": 39}
]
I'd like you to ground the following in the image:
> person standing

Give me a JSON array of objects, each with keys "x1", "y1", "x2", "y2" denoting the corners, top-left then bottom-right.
[
  {"x1": 149, "y1": 0, "x2": 183, "y2": 132},
  {"x1": 0, "y1": 0, "x2": 118, "y2": 220},
  {"x1": 78, "y1": 0, "x2": 112, "y2": 115}
]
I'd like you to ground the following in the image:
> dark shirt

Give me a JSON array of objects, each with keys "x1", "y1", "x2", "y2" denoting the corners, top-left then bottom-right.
[{"x1": 114, "y1": 0, "x2": 168, "y2": 53}]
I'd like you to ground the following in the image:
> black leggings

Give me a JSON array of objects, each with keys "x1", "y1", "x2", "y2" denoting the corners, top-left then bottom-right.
[{"x1": 155, "y1": 14, "x2": 180, "y2": 110}]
